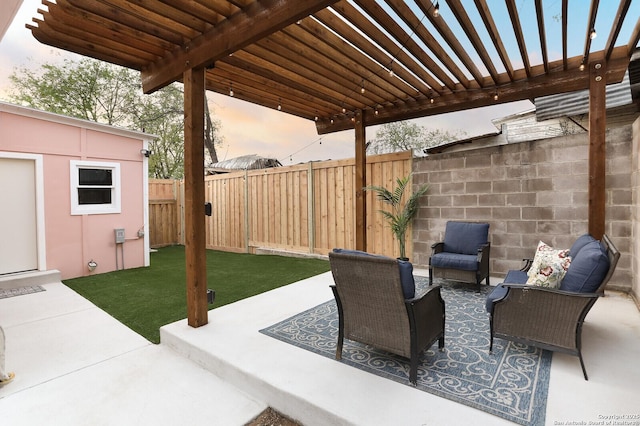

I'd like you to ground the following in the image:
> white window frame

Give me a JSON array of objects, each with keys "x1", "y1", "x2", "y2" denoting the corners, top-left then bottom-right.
[{"x1": 70, "y1": 160, "x2": 121, "y2": 215}]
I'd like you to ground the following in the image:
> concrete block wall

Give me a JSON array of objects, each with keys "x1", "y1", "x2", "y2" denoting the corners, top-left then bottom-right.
[
  {"x1": 412, "y1": 124, "x2": 634, "y2": 292},
  {"x1": 632, "y1": 117, "x2": 640, "y2": 305}
]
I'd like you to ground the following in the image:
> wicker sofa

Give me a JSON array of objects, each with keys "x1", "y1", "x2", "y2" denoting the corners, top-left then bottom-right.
[
  {"x1": 329, "y1": 249, "x2": 445, "y2": 385},
  {"x1": 486, "y1": 234, "x2": 620, "y2": 380}
]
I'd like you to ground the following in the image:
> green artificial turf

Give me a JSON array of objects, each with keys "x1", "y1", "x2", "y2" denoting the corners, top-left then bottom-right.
[{"x1": 63, "y1": 246, "x2": 330, "y2": 344}]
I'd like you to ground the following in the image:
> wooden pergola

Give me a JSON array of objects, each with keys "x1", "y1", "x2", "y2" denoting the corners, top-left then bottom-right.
[{"x1": 28, "y1": 0, "x2": 640, "y2": 327}]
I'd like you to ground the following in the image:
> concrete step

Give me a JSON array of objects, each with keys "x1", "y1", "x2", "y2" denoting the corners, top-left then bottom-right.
[{"x1": 0, "y1": 270, "x2": 61, "y2": 290}]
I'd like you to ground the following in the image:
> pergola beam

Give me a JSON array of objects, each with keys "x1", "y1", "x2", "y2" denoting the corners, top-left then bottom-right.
[
  {"x1": 141, "y1": 0, "x2": 339, "y2": 93},
  {"x1": 316, "y1": 47, "x2": 631, "y2": 134}
]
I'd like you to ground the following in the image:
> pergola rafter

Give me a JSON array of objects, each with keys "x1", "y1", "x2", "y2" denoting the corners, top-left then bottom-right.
[{"x1": 29, "y1": 0, "x2": 639, "y2": 130}]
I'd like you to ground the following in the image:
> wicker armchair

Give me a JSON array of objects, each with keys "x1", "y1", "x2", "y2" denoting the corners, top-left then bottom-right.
[
  {"x1": 429, "y1": 221, "x2": 491, "y2": 291},
  {"x1": 329, "y1": 251, "x2": 445, "y2": 385},
  {"x1": 488, "y1": 234, "x2": 620, "y2": 380}
]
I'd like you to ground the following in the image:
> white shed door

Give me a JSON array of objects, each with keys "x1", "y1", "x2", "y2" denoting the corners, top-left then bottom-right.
[{"x1": 0, "y1": 158, "x2": 38, "y2": 275}]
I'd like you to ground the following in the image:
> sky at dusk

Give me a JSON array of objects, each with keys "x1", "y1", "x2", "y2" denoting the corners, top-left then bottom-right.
[{"x1": 2, "y1": 0, "x2": 636, "y2": 164}]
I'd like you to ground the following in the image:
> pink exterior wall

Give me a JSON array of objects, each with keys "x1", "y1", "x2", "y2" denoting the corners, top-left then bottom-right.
[{"x1": 0, "y1": 102, "x2": 151, "y2": 279}]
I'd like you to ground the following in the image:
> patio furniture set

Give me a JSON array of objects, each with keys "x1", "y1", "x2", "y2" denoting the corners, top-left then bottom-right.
[{"x1": 328, "y1": 222, "x2": 620, "y2": 384}]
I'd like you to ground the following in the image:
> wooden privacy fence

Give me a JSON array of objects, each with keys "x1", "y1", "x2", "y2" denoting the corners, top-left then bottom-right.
[
  {"x1": 148, "y1": 179, "x2": 183, "y2": 248},
  {"x1": 148, "y1": 151, "x2": 413, "y2": 258}
]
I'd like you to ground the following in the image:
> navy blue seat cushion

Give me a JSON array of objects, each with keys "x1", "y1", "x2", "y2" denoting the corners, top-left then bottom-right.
[
  {"x1": 332, "y1": 248, "x2": 415, "y2": 299},
  {"x1": 442, "y1": 222, "x2": 489, "y2": 255},
  {"x1": 430, "y1": 252, "x2": 478, "y2": 271},
  {"x1": 559, "y1": 240, "x2": 610, "y2": 293},
  {"x1": 485, "y1": 285, "x2": 509, "y2": 312},
  {"x1": 503, "y1": 269, "x2": 528, "y2": 284},
  {"x1": 569, "y1": 233, "x2": 596, "y2": 258}
]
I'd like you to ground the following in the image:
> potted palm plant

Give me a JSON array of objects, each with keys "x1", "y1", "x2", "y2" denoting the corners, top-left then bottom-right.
[{"x1": 365, "y1": 173, "x2": 429, "y2": 261}]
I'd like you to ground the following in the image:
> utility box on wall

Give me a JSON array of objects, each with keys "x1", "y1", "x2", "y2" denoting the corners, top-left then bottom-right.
[{"x1": 114, "y1": 228, "x2": 125, "y2": 244}]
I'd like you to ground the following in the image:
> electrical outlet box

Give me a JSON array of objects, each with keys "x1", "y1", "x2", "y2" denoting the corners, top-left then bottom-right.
[{"x1": 114, "y1": 228, "x2": 126, "y2": 244}]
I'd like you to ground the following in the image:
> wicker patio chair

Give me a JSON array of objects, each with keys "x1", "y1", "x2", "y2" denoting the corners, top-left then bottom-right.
[
  {"x1": 488, "y1": 234, "x2": 620, "y2": 380},
  {"x1": 329, "y1": 251, "x2": 445, "y2": 385},
  {"x1": 429, "y1": 221, "x2": 491, "y2": 291}
]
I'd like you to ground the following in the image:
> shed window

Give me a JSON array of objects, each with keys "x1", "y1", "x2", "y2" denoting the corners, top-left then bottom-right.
[{"x1": 70, "y1": 161, "x2": 121, "y2": 214}]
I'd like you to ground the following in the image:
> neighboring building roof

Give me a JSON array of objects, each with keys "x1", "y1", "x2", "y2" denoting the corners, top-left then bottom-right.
[
  {"x1": 206, "y1": 154, "x2": 282, "y2": 174},
  {"x1": 0, "y1": 101, "x2": 156, "y2": 141},
  {"x1": 534, "y1": 50, "x2": 640, "y2": 121}
]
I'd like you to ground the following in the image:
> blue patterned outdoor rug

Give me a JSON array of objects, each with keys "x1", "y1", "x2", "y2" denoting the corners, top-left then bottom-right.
[{"x1": 260, "y1": 279, "x2": 551, "y2": 425}]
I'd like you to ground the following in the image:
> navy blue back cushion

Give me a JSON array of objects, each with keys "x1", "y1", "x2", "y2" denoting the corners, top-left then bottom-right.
[
  {"x1": 332, "y1": 248, "x2": 415, "y2": 299},
  {"x1": 443, "y1": 222, "x2": 489, "y2": 255},
  {"x1": 569, "y1": 233, "x2": 596, "y2": 258},
  {"x1": 560, "y1": 240, "x2": 610, "y2": 293}
]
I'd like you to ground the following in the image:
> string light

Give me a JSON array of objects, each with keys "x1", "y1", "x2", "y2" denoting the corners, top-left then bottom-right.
[
  {"x1": 433, "y1": 1, "x2": 440, "y2": 18},
  {"x1": 277, "y1": 98, "x2": 282, "y2": 111},
  {"x1": 229, "y1": 82, "x2": 234, "y2": 97},
  {"x1": 493, "y1": 91, "x2": 499, "y2": 101},
  {"x1": 360, "y1": 80, "x2": 366, "y2": 94}
]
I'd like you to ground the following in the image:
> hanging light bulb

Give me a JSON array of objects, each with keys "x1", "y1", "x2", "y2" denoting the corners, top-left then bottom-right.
[
  {"x1": 590, "y1": 28, "x2": 597, "y2": 40},
  {"x1": 430, "y1": 97, "x2": 434, "y2": 104},
  {"x1": 277, "y1": 98, "x2": 282, "y2": 111},
  {"x1": 493, "y1": 91, "x2": 499, "y2": 101},
  {"x1": 579, "y1": 61, "x2": 586, "y2": 71},
  {"x1": 360, "y1": 81, "x2": 366, "y2": 94},
  {"x1": 375, "y1": 108, "x2": 379, "y2": 116},
  {"x1": 229, "y1": 83, "x2": 234, "y2": 97},
  {"x1": 433, "y1": 1, "x2": 440, "y2": 18},
  {"x1": 388, "y1": 62, "x2": 394, "y2": 77},
  {"x1": 342, "y1": 107, "x2": 346, "y2": 114}
]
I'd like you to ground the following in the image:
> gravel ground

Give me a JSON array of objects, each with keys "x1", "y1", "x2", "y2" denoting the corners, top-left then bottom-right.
[{"x1": 245, "y1": 408, "x2": 302, "y2": 426}]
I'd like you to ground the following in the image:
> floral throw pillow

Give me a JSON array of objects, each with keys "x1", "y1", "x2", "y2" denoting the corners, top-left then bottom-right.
[{"x1": 526, "y1": 241, "x2": 572, "y2": 288}]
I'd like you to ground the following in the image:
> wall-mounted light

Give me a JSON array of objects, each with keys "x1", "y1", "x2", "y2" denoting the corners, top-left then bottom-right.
[
  {"x1": 88, "y1": 259, "x2": 97, "y2": 272},
  {"x1": 140, "y1": 149, "x2": 151, "y2": 157}
]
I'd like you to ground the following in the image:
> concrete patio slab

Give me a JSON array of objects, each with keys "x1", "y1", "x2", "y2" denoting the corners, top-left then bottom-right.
[
  {"x1": 1, "y1": 270, "x2": 639, "y2": 425},
  {"x1": 162, "y1": 270, "x2": 640, "y2": 426},
  {"x1": 0, "y1": 282, "x2": 265, "y2": 426}
]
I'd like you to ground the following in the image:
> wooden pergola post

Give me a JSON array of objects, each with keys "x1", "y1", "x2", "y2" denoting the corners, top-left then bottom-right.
[
  {"x1": 355, "y1": 110, "x2": 367, "y2": 251},
  {"x1": 184, "y1": 67, "x2": 208, "y2": 327},
  {"x1": 588, "y1": 61, "x2": 607, "y2": 240}
]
